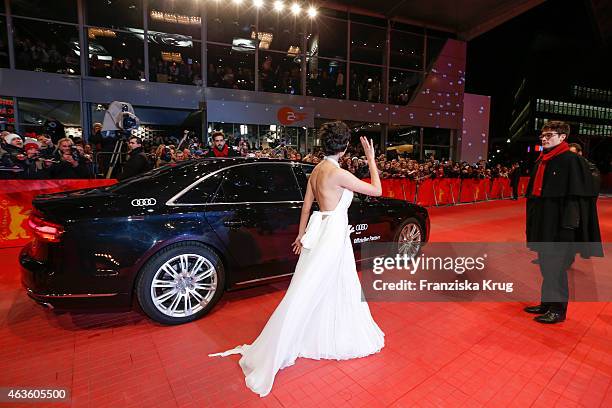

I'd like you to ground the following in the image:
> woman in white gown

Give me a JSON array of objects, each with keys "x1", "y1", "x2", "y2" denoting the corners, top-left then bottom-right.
[{"x1": 210, "y1": 121, "x2": 385, "y2": 397}]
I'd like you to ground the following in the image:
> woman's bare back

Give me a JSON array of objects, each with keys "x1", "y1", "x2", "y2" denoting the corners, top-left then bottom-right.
[{"x1": 308, "y1": 160, "x2": 345, "y2": 212}]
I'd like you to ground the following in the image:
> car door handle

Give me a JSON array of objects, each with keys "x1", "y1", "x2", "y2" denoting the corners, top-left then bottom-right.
[{"x1": 223, "y1": 219, "x2": 244, "y2": 227}]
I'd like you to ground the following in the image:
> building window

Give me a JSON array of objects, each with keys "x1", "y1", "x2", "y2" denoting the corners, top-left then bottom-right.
[
  {"x1": 259, "y1": 51, "x2": 301, "y2": 95},
  {"x1": 423, "y1": 127, "x2": 450, "y2": 146},
  {"x1": 388, "y1": 125, "x2": 420, "y2": 158},
  {"x1": 0, "y1": 96, "x2": 16, "y2": 132},
  {"x1": 306, "y1": 15, "x2": 347, "y2": 59},
  {"x1": 0, "y1": 17, "x2": 8, "y2": 68},
  {"x1": 206, "y1": 3, "x2": 256, "y2": 45},
  {"x1": 17, "y1": 97, "x2": 81, "y2": 139},
  {"x1": 258, "y1": 12, "x2": 305, "y2": 54},
  {"x1": 147, "y1": 0, "x2": 201, "y2": 39},
  {"x1": 390, "y1": 30, "x2": 423, "y2": 70},
  {"x1": 207, "y1": 43, "x2": 254, "y2": 91},
  {"x1": 423, "y1": 145, "x2": 450, "y2": 161},
  {"x1": 349, "y1": 64, "x2": 383, "y2": 103},
  {"x1": 148, "y1": 32, "x2": 202, "y2": 85},
  {"x1": 13, "y1": 19, "x2": 80, "y2": 74},
  {"x1": 87, "y1": 28, "x2": 144, "y2": 80},
  {"x1": 423, "y1": 127, "x2": 452, "y2": 161},
  {"x1": 90, "y1": 103, "x2": 192, "y2": 145},
  {"x1": 307, "y1": 58, "x2": 345, "y2": 99},
  {"x1": 206, "y1": 122, "x2": 312, "y2": 154},
  {"x1": 85, "y1": 0, "x2": 143, "y2": 30},
  {"x1": 350, "y1": 22, "x2": 385, "y2": 65},
  {"x1": 389, "y1": 70, "x2": 422, "y2": 105},
  {"x1": 10, "y1": 0, "x2": 78, "y2": 23}
]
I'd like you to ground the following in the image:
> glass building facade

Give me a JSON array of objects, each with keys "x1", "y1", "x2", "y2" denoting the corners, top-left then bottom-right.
[{"x1": 0, "y1": 0, "x2": 460, "y2": 159}]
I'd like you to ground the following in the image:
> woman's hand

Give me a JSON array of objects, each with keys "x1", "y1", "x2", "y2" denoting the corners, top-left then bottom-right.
[
  {"x1": 360, "y1": 136, "x2": 375, "y2": 161},
  {"x1": 291, "y1": 234, "x2": 303, "y2": 255}
]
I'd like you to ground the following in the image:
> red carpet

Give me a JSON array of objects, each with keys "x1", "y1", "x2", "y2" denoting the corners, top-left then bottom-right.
[{"x1": 0, "y1": 198, "x2": 611, "y2": 408}]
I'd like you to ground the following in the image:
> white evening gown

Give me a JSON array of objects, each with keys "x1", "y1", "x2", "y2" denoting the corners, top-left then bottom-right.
[{"x1": 209, "y1": 163, "x2": 385, "y2": 397}]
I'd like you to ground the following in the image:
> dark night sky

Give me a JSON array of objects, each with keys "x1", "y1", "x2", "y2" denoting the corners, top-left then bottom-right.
[{"x1": 465, "y1": 0, "x2": 610, "y2": 146}]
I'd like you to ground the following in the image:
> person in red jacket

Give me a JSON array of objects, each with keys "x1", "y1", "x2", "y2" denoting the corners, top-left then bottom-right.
[{"x1": 206, "y1": 131, "x2": 238, "y2": 158}]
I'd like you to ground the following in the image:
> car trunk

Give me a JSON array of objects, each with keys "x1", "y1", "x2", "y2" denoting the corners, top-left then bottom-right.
[{"x1": 32, "y1": 187, "x2": 120, "y2": 223}]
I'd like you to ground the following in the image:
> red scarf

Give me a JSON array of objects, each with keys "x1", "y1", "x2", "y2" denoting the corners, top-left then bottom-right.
[
  {"x1": 212, "y1": 144, "x2": 229, "y2": 157},
  {"x1": 531, "y1": 141, "x2": 569, "y2": 197}
]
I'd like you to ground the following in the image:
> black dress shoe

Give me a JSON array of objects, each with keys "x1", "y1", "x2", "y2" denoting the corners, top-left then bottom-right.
[
  {"x1": 534, "y1": 311, "x2": 565, "y2": 324},
  {"x1": 524, "y1": 304, "x2": 549, "y2": 314}
]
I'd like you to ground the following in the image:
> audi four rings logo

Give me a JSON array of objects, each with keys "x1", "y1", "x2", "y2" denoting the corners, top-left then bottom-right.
[
  {"x1": 131, "y1": 198, "x2": 157, "y2": 207},
  {"x1": 355, "y1": 224, "x2": 368, "y2": 232}
]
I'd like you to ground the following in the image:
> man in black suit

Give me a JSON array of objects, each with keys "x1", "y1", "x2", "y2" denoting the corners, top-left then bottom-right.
[
  {"x1": 524, "y1": 121, "x2": 602, "y2": 324},
  {"x1": 509, "y1": 162, "x2": 521, "y2": 200},
  {"x1": 117, "y1": 136, "x2": 151, "y2": 181}
]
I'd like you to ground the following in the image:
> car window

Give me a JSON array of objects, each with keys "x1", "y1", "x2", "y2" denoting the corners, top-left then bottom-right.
[
  {"x1": 175, "y1": 173, "x2": 223, "y2": 204},
  {"x1": 301, "y1": 164, "x2": 315, "y2": 178},
  {"x1": 293, "y1": 164, "x2": 310, "y2": 195},
  {"x1": 214, "y1": 164, "x2": 302, "y2": 203}
]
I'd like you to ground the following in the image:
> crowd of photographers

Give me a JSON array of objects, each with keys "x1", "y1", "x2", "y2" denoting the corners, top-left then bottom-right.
[
  {"x1": 0, "y1": 131, "x2": 94, "y2": 179},
  {"x1": 1, "y1": 127, "x2": 518, "y2": 182}
]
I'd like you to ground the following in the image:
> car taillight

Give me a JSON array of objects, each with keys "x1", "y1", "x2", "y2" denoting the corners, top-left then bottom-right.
[{"x1": 27, "y1": 211, "x2": 64, "y2": 243}]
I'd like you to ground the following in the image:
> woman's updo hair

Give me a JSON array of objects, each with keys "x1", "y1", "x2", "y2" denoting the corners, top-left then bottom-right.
[{"x1": 320, "y1": 121, "x2": 350, "y2": 155}]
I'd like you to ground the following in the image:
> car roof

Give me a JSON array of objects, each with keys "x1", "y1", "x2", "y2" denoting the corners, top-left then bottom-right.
[{"x1": 195, "y1": 157, "x2": 299, "y2": 165}]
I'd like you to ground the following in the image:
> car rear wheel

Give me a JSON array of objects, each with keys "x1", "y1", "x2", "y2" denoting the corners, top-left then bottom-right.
[
  {"x1": 396, "y1": 218, "x2": 423, "y2": 259},
  {"x1": 136, "y1": 242, "x2": 225, "y2": 325}
]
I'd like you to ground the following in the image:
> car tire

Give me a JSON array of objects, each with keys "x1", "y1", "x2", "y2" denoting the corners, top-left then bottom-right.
[
  {"x1": 136, "y1": 242, "x2": 225, "y2": 325},
  {"x1": 395, "y1": 217, "x2": 424, "y2": 258}
]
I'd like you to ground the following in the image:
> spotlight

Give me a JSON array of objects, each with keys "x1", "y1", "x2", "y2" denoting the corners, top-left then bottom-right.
[
  {"x1": 273, "y1": 0, "x2": 284, "y2": 11},
  {"x1": 253, "y1": 0, "x2": 264, "y2": 8},
  {"x1": 307, "y1": 6, "x2": 317, "y2": 17},
  {"x1": 233, "y1": 0, "x2": 244, "y2": 4},
  {"x1": 290, "y1": 3, "x2": 301, "y2": 15}
]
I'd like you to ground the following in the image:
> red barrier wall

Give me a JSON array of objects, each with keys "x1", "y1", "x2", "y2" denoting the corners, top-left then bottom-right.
[
  {"x1": 459, "y1": 179, "x2": 476, "y2": 203},
  {"x1": 433, "y1": 179, "x2": 453, "y2": 205},
  {"x1": 0, "y1": 179, "x2": 117, "y2": 249},
  {"x1": 415, "y1": 179, "x2": 435, "y2": 207}
]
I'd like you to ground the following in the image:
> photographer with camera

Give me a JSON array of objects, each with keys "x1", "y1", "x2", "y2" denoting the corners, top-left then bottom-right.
[
  {"x1": 117, "y1": 136, "x2": 151, "y2": 181},
  {"x1": 36, "y1": 134, "x2": 56, "y2": 159},
  {"x1": 1, "y1": 133, "x2": 26, "y2": 178},
  {"x1": 49, "y1": 137, "x2": 92, "y2": 179},
  {"x1": 21, "y1": 137, "x2": 52, "y2": 179}
]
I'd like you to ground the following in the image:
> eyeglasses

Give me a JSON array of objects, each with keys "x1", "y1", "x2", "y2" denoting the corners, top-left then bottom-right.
[{"x1": 539, "y1": 132, "x2": 559, "y2": 140}]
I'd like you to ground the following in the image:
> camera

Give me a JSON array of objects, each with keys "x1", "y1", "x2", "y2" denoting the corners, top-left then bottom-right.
[
  {"x1": 102, "y1": 101, "x2": 140, "y2": 140},
  {"x1": 119, "y1": 103, "x2": 138, "y2": 131},
  {"x1": 69, "y1": 145, "x2": 81, "y2": 162}
]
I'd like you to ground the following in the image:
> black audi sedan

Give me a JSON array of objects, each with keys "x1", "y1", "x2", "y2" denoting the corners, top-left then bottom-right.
[{"x1": 21, "y1": 158, "x2": 429, "y2": 325}]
